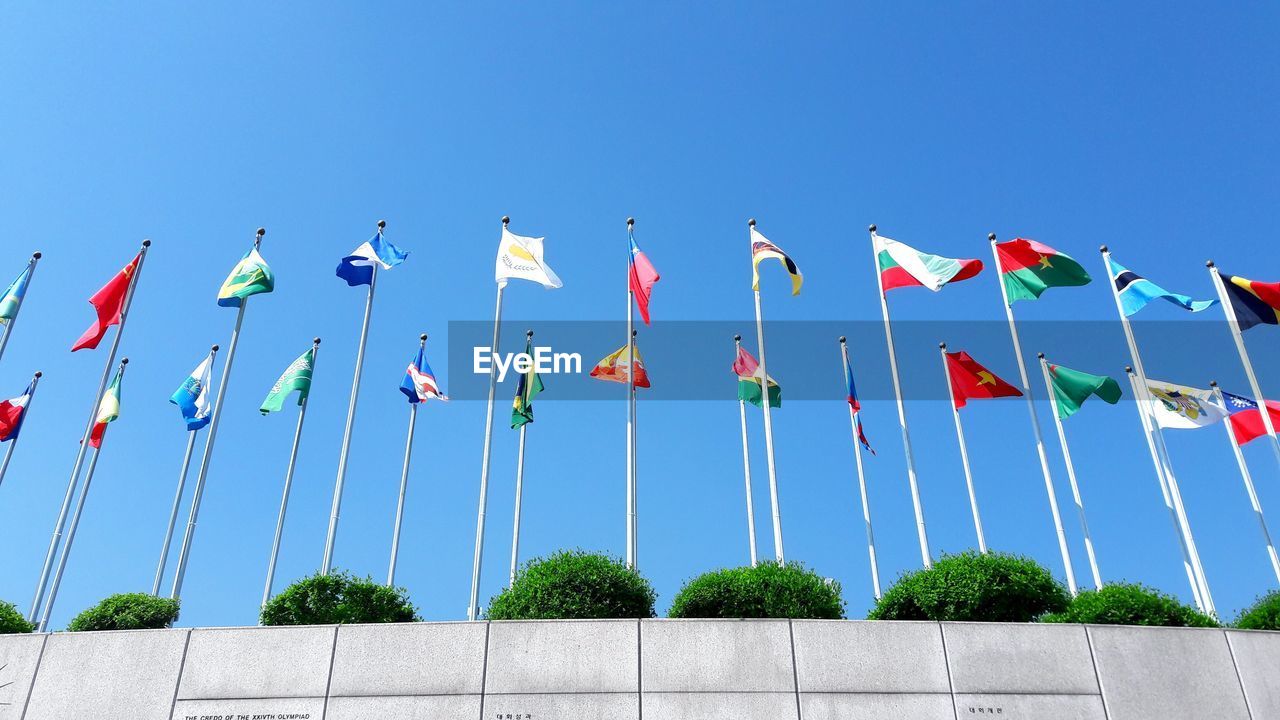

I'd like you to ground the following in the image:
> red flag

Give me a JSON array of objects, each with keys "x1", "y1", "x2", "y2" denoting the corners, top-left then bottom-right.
[
  {"x1": 1222, "y1": 391, "x2": 1280, "y2": 445},
  {"x1": 945, "y1": 350, "x2": 1022, "y2": 409},
  {"x1": 629, "y1": 234, "x2": 660, "y2": 325},
  {"x1": 72, "y1": 253, "x2": 141, "y2": 352}
]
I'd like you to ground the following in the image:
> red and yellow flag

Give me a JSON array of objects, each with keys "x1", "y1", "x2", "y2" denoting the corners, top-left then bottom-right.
[
  {"x1": 945, "y1": 350, "x2": 1021, "y2": 409},
  {"x1": 590, "y1": 343, "x2": 651, "y2": 388}
]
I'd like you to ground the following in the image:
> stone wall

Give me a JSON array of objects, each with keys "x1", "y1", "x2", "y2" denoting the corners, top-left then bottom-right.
[{"x1": 1, "y1": 619, "x2": 1277, "y2": 719}]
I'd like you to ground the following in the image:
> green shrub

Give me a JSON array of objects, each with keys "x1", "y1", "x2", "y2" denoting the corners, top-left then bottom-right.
[
  {"x1": 261, "y1": 571, "x2": 418, "y2": 626},
  {"x1": 1234, "y1": 590, "x2": 1280, "y2": 630},
  {"x1": 1041, "y1": 582, "x2": 1217, "y2": 627},
  {"x1": 868, "y1": 551, "x2": 1069, "y2": 622},
  {"x1": 0, "y1": 600, "x2": 34, "y2": 634},
  {"x1": 668, "y1": 562, "x2": 844, "y2": 619},
  {"x1": 66, "y1": 593, "x2": 180, "y2": 632},
  {"x1": 487, "y1": 550, "x2": 656, "y2": 620}
]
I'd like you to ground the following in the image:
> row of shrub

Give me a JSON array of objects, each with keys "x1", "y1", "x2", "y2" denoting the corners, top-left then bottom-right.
[{"x1": 4, "y1": 550, "x2": 1279, "y2": 632}]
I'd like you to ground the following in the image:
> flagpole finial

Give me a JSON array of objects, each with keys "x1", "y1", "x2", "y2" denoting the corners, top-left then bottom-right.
[
  {"x1": 377, "y1": 220, "x2": 386, "y2": 231},
  {"x1": 1099, "y1": 244, "x2": 1108, "y2": 253},
  {"x1": 314, "y1": 337, "x2": 322, "y2": 345},
  {"x1": 1205, "y1": 259, "x2": 1215, "y2": 268},
  {"x1": 748, "y1": 218, "x2": 756, "y2": 227},
  {"x1": 1125, "y1": 365, "x2": 1133, "y2": 374},
  {"x1": 632, "y1": 329, "x2": 638, "y2": 337},
  {"x1": 1210, "y1": 380, "x2": 1219, "y2": 388},
  {"x1": 121, "y1": 357, "x2": 129, "y2": 365},
  {"x1": 734, "y1": 334, "x2": 741, "y2": 342},
  {"x1": 502, "y1": 216, "x2": 510, "y2": 226},
  {"x1": 868, "y1": 224, "x2": 877, "y2": 233},
  {"x1": 32, "y1": 251, "x2": 41, "y2": 260},
  {"x1": 1037, "y1": 352, "x2": 1045, "y2": 359},
  {"x1": 34, "y1": 371, "x2": 42, "y2": 378},
  {"x1": 526, "y1": 329, "x2": 534, "y2": 338},
  {"x1": 839, "y1": 336, "x2": 846, "y2": 344},
  {"x1": 257, "y1": 228, "x2": 266, "y2": 238},
  {"x1": 988, "y1": 232, "x2": 997, "y2": 242},
  {"x1": 627, "y1": 217, "x2": 635, "y2": 227},
  {"x1": 211, "y1": 344, "x2": 219, "y2": 352},
  {"x1": 142, "y1": 239, "x2": 152, "y2": 248},
  {"x1": 939, "y1": 342, "x2": 947, "y2": 350}
]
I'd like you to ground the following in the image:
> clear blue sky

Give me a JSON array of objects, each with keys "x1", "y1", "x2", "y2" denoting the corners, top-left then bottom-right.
[{"x1": 2, "y1": 2, "x2": 1279, "y2": 629}]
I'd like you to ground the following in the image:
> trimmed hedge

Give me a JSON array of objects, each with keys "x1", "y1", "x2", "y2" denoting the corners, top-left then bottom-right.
[
  {"x1": 668, "y1": 562, "x2": 845, "y2": 619},
  {"x1": 869, "y1": 551, "x2": 1069, "y2": 622},
  {"x1": 487, "y1": 550, "x2": 656, "y2": 620},
  {"x1": 0, "y1": 600, "x2": 33, "y2": 634},
  {"x1": 1042, "y1": 583, "x2": 1218, "y2": 627},
  {"x1": 1234, "y1": 590, "x2": 1280, "y2": 631},
  {"x1": 66, "y1": 593, "x2": 180, "y2": 632},
  {"x1": 261, "y1": 571, "x2": 418, "y2": 626}
]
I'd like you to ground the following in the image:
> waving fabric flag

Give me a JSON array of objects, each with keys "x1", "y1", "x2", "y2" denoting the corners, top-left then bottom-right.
[
  {"x1": 400, "y1": 346, "x2": 447, "y2": 403},
  {"x1": 72, "y1": 252, "x2": 140, "y2": 351},
  {"x1": 1107, "y1": 257, "x2": 1215, "y2": 316},
  {"x1": 1046, "y1": 363, "x2": 1122, "y2": 420},
  {"x1": 0, "y1": 264, "x2": 33, "y2": 325},
  {"x1": 511, "y1": 336, "x2": 545, "y2": 429},
  {"x1": 874, "y1": 233, "x2": 983, "y2": 292},
  {"x1": 750, "y1": 227, "x2": 802, "y2": 295},
  {"x1": 1221, "y1": 391, "x2": 1280, "y2": 445},
  {"x1": 217, "y1": 248, "x2": 275, "y2": 308},
  {"x1": 170, "y1": 356, "x2": 214, "y2": 430},
  {"x1": 1218, "y1": 273, "x2": 1280, "y2": 331},
  {"x1": 590, "y1": 343, "x2": 652, "y2": 388},
  {"x1": 1142, "y1": 380, "x2": 1227, "y2": 430},
  {"x1": 260, "y1": 347, "x2": 316, "y2": 414},
  {"x1": 0, "y1": 381, "x2": 35, "y2": 442},
  {"x1": 843, "y1": 360, "x2": 874, "y2": 453},
  {"x1": 995, "y1": 239, "x2": 1091, "y2": 303},
  {"x1": 733, "y1": 346, "x2": 781, "y2": 409},
  {"x1": 629, "y1": 233, "x2": 660, "y2": 324},
  {"x1": 89, "y1": 367, "x2": 124, "y2": 448},
  {"x1": 496, "y1": 227, "x2": 563, "y2": 289},
  {"x1": 945, "y1": 351, "x2": 1022, "y2": 409},
  {"x1": 336, "y1": 230, "x2": 409, "y2": 287}
]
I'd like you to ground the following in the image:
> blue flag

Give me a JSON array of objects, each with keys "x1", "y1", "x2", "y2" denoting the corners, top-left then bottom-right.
[
  {"x1": 336, "y1": 230, "x2": 409, "y2": 287},
  {"x1": 1107, "y1": 257, "x2": 1216, "y2": 316},
  {"x1": 170, "y1": 355, "x2": 213, "y2": 430},
  {"x1": 400, "y1": 345, "x2": 446, "y2": 403},
  {"x1": 0, "y1": 264, "x2": 32, "y2": 324}
]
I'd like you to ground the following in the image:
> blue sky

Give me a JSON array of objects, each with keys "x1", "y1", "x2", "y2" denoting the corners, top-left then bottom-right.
[{"x1": 2, "y1": 2, "x2": 1279, "y2": 628}]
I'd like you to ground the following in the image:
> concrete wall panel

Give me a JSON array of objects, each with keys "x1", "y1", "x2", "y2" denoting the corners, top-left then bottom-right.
[
  {"x1": 792, "y1": 620, "x2": 949, "y2": 693},
  {"x1": 952, "y1": 693, "x2": 1106, "y2": 720},
  {"x1": 23, "y1": 629, "x2": 188, "y2": 720},
  {"x1": 1227, "y1": 629, "x2": 1280, "y2": 718},
  {"x1": 799, "y1": 691, "x2": 954, "y2": 720},
  {"x1": 643, "y1": 691, "x2": 798, "y2": 720},
  {"x1": 325, "y1": 694, "x2": 481, "y2": 719},
  {"x1": 484, "y1": 619, "x2": 637, "y2": 694},
  {"x1": 329, "y1": 621, "x2": 485, "y2": 697},
  {"x1": 481, "y1": 692, "x2": 638, "y2": 718},
  {"x1": 177, "y1": 625, "x2": 335, "y2": 700},
  {"x1": 0, "y1": 634, "x2": 44, "y2": 720},
  {"x1": 642, "y1": 619, "x2": 794, "y2": 692},
  {"x1": 943, "y1": 622, "x2": 1100, "y2": 695}
]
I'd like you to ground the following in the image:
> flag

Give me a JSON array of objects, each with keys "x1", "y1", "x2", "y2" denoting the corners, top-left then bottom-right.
[
  {"x1": 843, "y1": 358, "x2": 874, "y2": 454},
  {"x1": 1143, "y1": 379, "x2": 1227, "y2": 430},
  {"x1": 0, "y1": 264, "x2": 33, "y2": 325},
  {"x1": 0, "y1": 381, "x2": 35, "y2": 442},
  {"x1": 260, "y1": 347, "x2": 316, "y2": 415},
  {"x1": 496, "y1": 226, "x2": 563, "y2": 289},
  {"x1": 1106, "y1": 257, "x2": 1215, "y2": 316},
  {"x1": 874, "y1": 233, "x2": 982, "y2": 292},
  {"x1": 72, "y1": 252, "x2": 140, "y2": 351},
  {"x1": 1218, "y1": 273, "x2": 1280, "y2": 331},
  {"x1": 945, "y1": 351, "x2": 1022, "y2": 409},
  {"x1": 511, "y1": 337, "x2": 545, "y2": 428},
  {"x1": 629, "y1": 232, "x2": 660, "y2": 324},
  {"x1": 336, "y1": 230, "x2": 409, "y2": 287},
  {"x1": 1221, "y1": 391, "x2": 1280, "y2": 446},
  {"x1": 400, "y1": 345, "x2": 447, "y2": 403},
  {"x1": 1046, "y1": 363, "x2": 1122, "y2": 419},
  {"x1": 217, "y1": 248, "x2": 275, "y2": 308},
  {"x1": 750, "y1": 227, "x2": 802, "y2": 295},
  {"x1": 733, "y1": 346, "x2": 781, "y2": 409},
  {"x1": 589, "y1": 343, "x2": 651, "y2": 388},
  {"x1": 995, "y1": 239, "x2": 1091, "y2": 303},
  {"x1": 170, "y1": 356, "x2": 213, "y2": 430},
  {"x1": 89, "y1": 367, "x2": 124, "y2": 448}
]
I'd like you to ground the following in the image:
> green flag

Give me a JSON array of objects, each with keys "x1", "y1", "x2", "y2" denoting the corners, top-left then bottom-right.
[
  {"x1": 737, "y1": 377, "x2": 781, "y2": 409},
  {"x1": 260, "y1": 347, "x2": 315, "y2": 415},
  {"x1": 1047, "y1": 362, "x2": 1122, "y2": 419},
  {"x1": 511, "y1": 337, "x2": 544, "y2": 429},
  {"x1": 218, "y1": 248, "x2": 275, "y2": 308}
]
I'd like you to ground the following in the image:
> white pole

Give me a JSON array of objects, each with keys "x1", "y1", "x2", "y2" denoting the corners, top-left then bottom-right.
[
  {"x1": 1211, "y1": 382, "x2": 1280, "y2": 586},
  {"x1": 387, "y1": 334, "x2": 423, "y2": 588},
  {"x1": 1038, "y1": 355, "x2": 1103, "y2": 590},
  {"x1": 629, "y1": 328, "x2": 639, "y2": 570},
  {"x1": 30, "y1": 240, "x2": 149, "y2": 622},
  {"x1": 1125, "y1": 369, "x2": 1204, "y2": 610},
  {"x1": 171, "y1": 228, "x2": 264, "y2": 600},
  {"x1": 990, "y1": 234, "x2": 1075, "y2": 594},
  {"x1": 841, "y1": 338, "x2": 880, "y2": 599},
  {"x1": 1154, "y1": 421, "x2": 1215, "y2": 616},
  {"x1": 626, "y1": 217, "x2": 636, "y2": 570},
  {"x1": 869, "y1": 226, "x2": 931, "y2": 568},
  {"x1": 736, "y1": 335, "x2": 758, "y2": 568},
  {"x1": 0, "y1": 370, "x2": 41, "y2": 492},
  {"x1": 749, "y1": 219, "x2": 784, "y2": 564},
  {"x1": 1207, "y1": 263, "x2": 1280, "y2": 470},
  {"x1": 939, "y1": 343, "x2": 988, "y2": 554},
  {"x1": 509, "y1": 422, "x2": 527, "y2": 585},
  {"x1": 470, "y1": 216, "x2": 510, "y2": 621},
  {"x1": 262, "y1": 338, "x2": 321, "y2": 608},
  {"x1": 39, "y1": 357, "x2": 129, "y2": 631},
  {"x1": 0, "y1": 252, "x2": 41, "y2": 367}
]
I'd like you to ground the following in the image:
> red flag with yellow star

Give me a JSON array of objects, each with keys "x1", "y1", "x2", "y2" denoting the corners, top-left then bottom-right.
[{"x1": 945, "y1": 350, "x2": 1022, "y2": 409}]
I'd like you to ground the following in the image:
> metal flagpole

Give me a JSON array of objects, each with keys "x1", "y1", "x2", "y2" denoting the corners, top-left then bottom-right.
[
  {"x1": 30, "y1": 239, "x2": 149, "y2": 622},
  {"x1": 387, "y1": 334, "x2": 423, "y2": 588},
  {"x1": 630, "y1": 328, "x2": 639, "y2": 569},
  {"x1": 1038, "y1": 354, "x2": 1103, "y2": 590},
  {"x1": 749, "y1": 219, "x2": 784, "y2": 563},
  {"x1": 869, "y1": 225, "x2": 931, "y2": 568},
  {"x1": 263, "y1": 338, "x2": 321, "y2": 608},
  {"x1": 1211, "y1": 382, "x2": 1280, "y2": 586},
  {"x1": 509, "y1": 343, "x2": 532, "y2": 584},
  {"x1": 322, "y1": 220, "x2": 386, "y2": 574},
  {"x1": 38, "y1": 358, "x2": 128, "y2": 631},
  {"x1": 1207, "y1": 262, "x2": 1280, "y2": 470},
  {"x1": 841, "y1": 338, "x2": 880, "y2": 599},
  {"x1": 470, "y1": 216, "x2": 510, "y2": 621},
  {"x1": 990, "y1": 234, "x2": 1075, "y2": 593},
  {"x1": 939, "y1": 343, "x2": 988, "y2": 554},
  {"x1": 153, "y1": 344, "x2": 218, "y2": 595},
  {"x1": 626, "y1": 218, "x2": 636, "y2": 569},
  {"x1": 0, "y1": 371, "x2": 41, "y2": 492},
  {"x1": 1125, "y1": 368, "x2": 1204, "y2": 610},
  {"x1": 0, "y1": 252, "x2": 41, "y2": 367},
  {"x1": 170, "y1": 228, "x2": 263, "y2": 601},
  {"x1": 735, "y1": 335, "x2": 759, "y2": 567}
]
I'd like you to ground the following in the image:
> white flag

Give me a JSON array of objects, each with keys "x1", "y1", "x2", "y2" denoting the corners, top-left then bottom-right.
[
  {"x1": 1143, "y1": 379, "x2": 1228, "y2": 430},
  {"x1": 495, "y1": 226, "x2": 563, "y2": 289}
]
